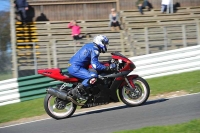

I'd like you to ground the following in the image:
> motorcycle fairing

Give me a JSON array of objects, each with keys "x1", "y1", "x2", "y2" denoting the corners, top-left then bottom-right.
[
  {"x1": 99, "y1": 71, "x2": 132, "y2": 78},
  {"x1": 81, "y1": 77, "x2": 122, "y2": 108},
  {"x1": 38, "y1": 68, "x2": 79, "y2": 82}
]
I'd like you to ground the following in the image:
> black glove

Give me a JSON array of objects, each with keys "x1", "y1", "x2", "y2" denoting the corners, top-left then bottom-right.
[
  {"x1": 110, "y1": 63, "x2": 117, "y2": 71},
  {"x1": 105, "y1": 66, "x2": 111, "y2": 72},
  {"x1": 105, "y1": 63, "x2": 117, "y2": 72}
]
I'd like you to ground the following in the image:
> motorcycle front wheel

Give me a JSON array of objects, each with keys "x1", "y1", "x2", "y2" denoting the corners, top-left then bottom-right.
[
  {"x1": 119, "y1": 76, "x2": 150, "y2": 107},
  {"x1": 44, "y1": 94, "x2": 77, "y2": 119}
]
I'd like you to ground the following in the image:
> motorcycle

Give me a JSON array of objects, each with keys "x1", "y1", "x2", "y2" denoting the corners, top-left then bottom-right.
[{"x1": 37, "y1": 52, "x2": 150, "y2": 119}]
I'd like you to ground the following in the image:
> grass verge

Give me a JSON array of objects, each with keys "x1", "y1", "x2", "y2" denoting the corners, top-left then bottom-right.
[
  {"x1": 0, "y1": 73, "x2": 13, "y2": 81},
  {"x1": 0, "y1": 70, "x2": 200, "y2": 124},
  {"x1": 0, "y1": 98, "x2": 44, "y2": 124},
  {"x1": 113, "y1": 119, "x2": 200, "y2": 133},
  {"x1": 147, "y1": 70, "x2": 200, "y2": 95}
]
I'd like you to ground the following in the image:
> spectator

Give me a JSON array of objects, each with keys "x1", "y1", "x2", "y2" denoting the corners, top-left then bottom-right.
[
  {"x1": 68, "y1": 20, "x2": 84, "y2": 41},
  {"x1": 136, "y1": 0, "x2": 151, "y2": 15},
  {"x1": 36, "y1": 13, "x2": 49, "y2": 21},
  {"x1": 109, "y1": 8, "x2": 121, "y2": 31},
  {"x1": 14, "y1": 0, "x2": 29, "y2": 25},
  {"x1": 161, "y1": 0, "x2": 171, "y2": 13}
]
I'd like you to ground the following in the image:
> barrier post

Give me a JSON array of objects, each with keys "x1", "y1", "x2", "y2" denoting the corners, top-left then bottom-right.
[
  {"x1": 33, "y1": 42, "x2": 37, "y2": 75},
  {"x1": 163, "y1": 26, "x2": 168, "y2": 51},
  {"x1": 10, "y1": 0, "x2": 18, "y2": 78},
  {"x1": 47, "y1": 41, "x2": 51, "y2": 68},
  {"x1": 116, "y1": 0, "x2": 120, "y2": 11},
  {"x1": 52, "y1": 40, "x2": 58, "y2": 68},
  {"x1": 130, "y1": 37, "x2": 135, "y2": 56},
  {"x1": 120, "y1": 31, "x2": 125, "y2": 54},
  {"x1": 144, "y1": 27, "x2": 149, "y2": 54},
  {"x1": 170, "y1": 0, "x2": 174, "y2": 13},
  {"x1": 127, "y1": 32, "x2": 134, "y2": 56},
  {"x1": 196, "y1": 20, "x2": 200, "y2": 45},
  {"x1": 182, "y1": 25, "x2": 187, "y2": 47}
]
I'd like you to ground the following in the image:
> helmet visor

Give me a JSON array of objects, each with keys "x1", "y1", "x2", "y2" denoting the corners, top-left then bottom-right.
[{"x1": 102, "y1": 37, "x2": 109, "y2": 45}]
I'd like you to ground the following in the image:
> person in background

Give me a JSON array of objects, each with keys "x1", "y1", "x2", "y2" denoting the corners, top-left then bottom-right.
[
  {"x1": 109, "y1": 8, "x2": 121, "y2": 31},
  {"x1": 136, "y1": 0, "x2": 151, "y2": 15},
  {"x1": 14, "y1": 0, "x2": 29, "y2": 25},
  {"x1": 68, "y1": 20, "x2": 83, "y2": 41},
  {"x1": 161, "y1": 0, "x2": 171, "y2": 13}
]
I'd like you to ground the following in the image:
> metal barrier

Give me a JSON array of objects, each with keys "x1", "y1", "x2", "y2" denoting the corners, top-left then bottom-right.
[
  {"x1": 129, "y1": 45, "x2": 200, "y2": 79},
  {"x1": 0, "y1": 69, "x2": 67, "y2": 106},
  {"x1": 0, "y1": 45, "x2": 200, "y2": 106}
]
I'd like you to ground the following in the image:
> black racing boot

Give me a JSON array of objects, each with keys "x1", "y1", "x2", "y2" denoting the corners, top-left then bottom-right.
[{"x1": 70, "y1": 84, "x2": 88, "y2": 100}]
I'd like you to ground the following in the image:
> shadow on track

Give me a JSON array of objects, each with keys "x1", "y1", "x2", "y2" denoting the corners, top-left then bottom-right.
[{"x1": 72, "y1": 98, "x2": 168, "y2": 118}]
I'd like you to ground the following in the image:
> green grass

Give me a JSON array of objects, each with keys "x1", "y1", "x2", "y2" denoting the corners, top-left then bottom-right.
[
  {"x1": 147, "y1": 70, "x2": 200, "y2": 95},
  {"x1": 0, "y1": 73, "x2": 13, "y2": 81},
  {"x1": 113, "y1": 119, "x2": 200, "y2": 133},
  {"x1": 0, "y1": 98, "x2": 45, "y2": 123},
  {"x1": 0, "y1": 70, "x2": 200, "y2": 124}
]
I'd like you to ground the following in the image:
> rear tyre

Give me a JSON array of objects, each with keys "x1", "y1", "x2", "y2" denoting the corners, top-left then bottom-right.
[
  {"x1": 44, "y1": 94, "x2": 77, "y2": 119},
  {"x1": 119, "y1": 77, "x2": 150, "y2": 107}
]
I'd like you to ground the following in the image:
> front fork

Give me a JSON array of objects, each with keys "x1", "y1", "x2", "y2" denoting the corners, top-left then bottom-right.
[
  {"x1": 123, "y1": 75, "x2": 138, "y2": 94},
  {"x1": 124, "y1": 77, "x2": 135, "y2": 89}
]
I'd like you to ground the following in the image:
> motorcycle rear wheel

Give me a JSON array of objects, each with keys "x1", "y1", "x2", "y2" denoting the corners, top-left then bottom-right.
[
  {"x1": 44, "y1": 94, "x2": 77, "y2": 119},
  {"x1": 119, "y1": 77, "x2": 150, "y2": 107}
]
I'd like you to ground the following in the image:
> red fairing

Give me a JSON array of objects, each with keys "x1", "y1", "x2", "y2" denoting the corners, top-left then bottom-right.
[
  {"x1": 112, "y1": 55, "x2": 136, "y2": 72},
  {"x1": 37, "y1": 68, "x2": 79, "y2": 82},
  {"x1": 112, "y1": 55, "x2": 131, "y2": 62}
]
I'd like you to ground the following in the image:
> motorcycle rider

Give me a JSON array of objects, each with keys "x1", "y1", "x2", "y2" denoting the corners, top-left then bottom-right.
[{"x1": 68, "y1": 35, "x2": 114, "y2": 99}]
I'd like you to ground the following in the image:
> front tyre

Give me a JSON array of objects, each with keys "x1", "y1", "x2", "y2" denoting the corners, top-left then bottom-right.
[
  {"x1": 44, "y1": 94, "x2": 77, "y2": 119},
  {"x1": 119, "y1": 77, "x2": 150, "y2": 107}
]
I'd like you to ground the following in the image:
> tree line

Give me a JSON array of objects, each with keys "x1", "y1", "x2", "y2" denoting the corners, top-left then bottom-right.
[
  {"x1": 0, "y1": 11, "x2": 10, "y2": 52},
  {"x1": 0, "y1": 10, "x2": 12, "y2": 74}
]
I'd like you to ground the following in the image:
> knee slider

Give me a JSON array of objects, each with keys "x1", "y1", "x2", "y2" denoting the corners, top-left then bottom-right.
[{"x1": 89, "y1": 78, "x2": 97, "y2": 85}]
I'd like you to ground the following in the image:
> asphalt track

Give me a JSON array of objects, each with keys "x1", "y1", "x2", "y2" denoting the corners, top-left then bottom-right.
[{"x1": 1, "y1": 93, "x2": 200, "y2": 133}]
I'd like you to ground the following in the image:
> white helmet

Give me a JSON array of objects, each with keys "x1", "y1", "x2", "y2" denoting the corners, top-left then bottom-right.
[{"x1": 93, "y1": 35, "x2": 109, "y2": 53}]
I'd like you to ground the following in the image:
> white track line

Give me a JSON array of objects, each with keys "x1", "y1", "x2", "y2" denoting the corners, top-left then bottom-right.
[
  {"x1": 167, "y1": 92, "x2": 200, "y2": 99},
  {"x1": 1, "y1": 92, "x2": 200, "y2": 129}
]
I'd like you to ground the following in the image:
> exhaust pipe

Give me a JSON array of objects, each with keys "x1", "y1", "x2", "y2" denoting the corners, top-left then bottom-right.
[
  {"x1": 47, "y1": 88, "x2": 69, "y2": 100},
  {"x1": 46, "y1": 88, "x2": 84, "y2": 106}
]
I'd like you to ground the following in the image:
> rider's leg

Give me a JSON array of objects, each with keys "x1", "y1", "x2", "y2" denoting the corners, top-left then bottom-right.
[{"x1": 68, "y1": 65, "x2": 98, "y2": 98}]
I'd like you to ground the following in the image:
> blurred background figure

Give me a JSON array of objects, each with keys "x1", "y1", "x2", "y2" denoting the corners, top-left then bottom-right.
[
  {"x1": 136, "y1": 0, "x2": 152, "y2": 15},
  {"x1": 36, "y1": 13, "x2": 49, "y2": 21},
  {"x1": 161, "y1": 0, "x2": 171, "y2": 13},
  {"x1": 109, "y1": 8, "x2": 121, "y2": 31},
  {"x1": 14, "y1": 0, "x2": 29, "y2": 25},
  {"x1": 68, "y1": 20, "x2": 83, "y2": 41}
]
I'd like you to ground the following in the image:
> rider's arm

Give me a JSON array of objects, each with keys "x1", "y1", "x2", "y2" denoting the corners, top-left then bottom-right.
[{"x1": 91, "y1": 48, "x2": 107, "y2": 71}]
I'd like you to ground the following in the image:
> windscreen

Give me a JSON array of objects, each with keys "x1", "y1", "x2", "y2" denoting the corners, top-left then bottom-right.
[{"x1": 111, "y1": 52, "x2": 128, "y2": 59}]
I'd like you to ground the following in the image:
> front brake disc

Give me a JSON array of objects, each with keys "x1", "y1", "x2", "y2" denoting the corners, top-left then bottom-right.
[{"x1": 125, "y1": 84, "x2": 142, "y2": 99}]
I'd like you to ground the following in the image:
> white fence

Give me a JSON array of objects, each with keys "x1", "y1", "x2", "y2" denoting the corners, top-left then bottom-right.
[
  {"x1": 0, "y1": 78, "x2": 19, "y2": 106},
  {"x1": 129, "y1": 45, "x2": 200, "y2": 79}
]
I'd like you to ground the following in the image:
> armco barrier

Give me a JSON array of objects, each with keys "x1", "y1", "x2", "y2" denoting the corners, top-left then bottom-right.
[
  {"x1": 129, "y1": 45, "x2": 200, "y2": 79},
  {"x1": 0, "y1": 70, "x2": 67, "y2": 106},
  {"x1": 0, "y1": 78, "x2": 19, "y2": 106},
  {"x1": 0, "y1": 45, "x2": 200, "y2": 106}
]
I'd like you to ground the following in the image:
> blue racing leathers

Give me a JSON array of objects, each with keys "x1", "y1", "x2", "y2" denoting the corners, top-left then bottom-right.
[{"x1": 68, "y1": 43, "x2": 107, "y2": 87}]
